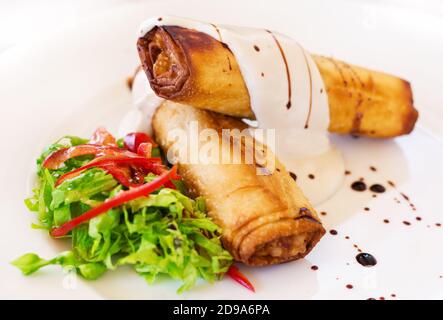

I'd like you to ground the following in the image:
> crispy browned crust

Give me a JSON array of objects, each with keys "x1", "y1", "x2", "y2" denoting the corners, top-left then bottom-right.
[
  {"x1": 138, "y1": 26, "x2": 418, "y2": 138},
  {"x1": 138, "y1": 26, "x2": 252, "y2": 118},
  {"x1": 313, "y1": 55, "x2": 419, "y2": 138},
  {"x1": 152, "y1": 101, "x2": 325, "y2": 266}
]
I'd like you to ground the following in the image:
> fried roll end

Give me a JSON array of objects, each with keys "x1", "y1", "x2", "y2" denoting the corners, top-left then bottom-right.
[
  {"x1": 152, "y1": 101, "x2": 325, "y2": 266},
  {"x1": 137, "y1": 26, "x2": 252, "y2": 118},
  {"x1": 313, "y1": 55, "x2": 419, "y2": 138}
]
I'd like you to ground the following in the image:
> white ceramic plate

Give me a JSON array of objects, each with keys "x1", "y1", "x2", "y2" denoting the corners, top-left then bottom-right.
[{"x1": 1, "y1": 0, "x2": 443, "y2": 300}]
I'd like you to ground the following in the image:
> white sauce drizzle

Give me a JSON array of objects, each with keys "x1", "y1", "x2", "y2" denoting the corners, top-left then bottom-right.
[{"x1": 124, "y1": 16, "x2": 345, "y2": 204}]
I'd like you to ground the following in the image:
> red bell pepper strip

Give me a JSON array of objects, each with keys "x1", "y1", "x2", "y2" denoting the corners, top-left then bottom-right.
[
  {"x1": 124, "y1": 132, "x2": 157, "y2": 152},
  {"x1": 55, "y1": 156, "x2": 163, "y2": 187},
  {"x1": 226, "y1": 265, "x2": 255, "y2": 292},
  {"x1": 89, "y1": 127, "x2": 117, "y2": 146},
  {"x1": 137, "y1": 142, "x2": 152, "y2": 158},
  {"x1": 43, "y1": 144, "x2": 140, "y2": 170},
  {"x1": 50, "y1": 165, "x2": 177, "y2": 237}
]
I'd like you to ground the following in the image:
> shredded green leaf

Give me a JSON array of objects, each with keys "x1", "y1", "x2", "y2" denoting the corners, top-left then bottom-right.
[{"x1": 13, "y1": 135, "x2": 232, "y2": 293}]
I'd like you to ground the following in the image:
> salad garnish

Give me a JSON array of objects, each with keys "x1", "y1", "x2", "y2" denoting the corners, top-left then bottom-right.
[{"x1": 12, "y1": 128, "x2": 248, "y2": 293}]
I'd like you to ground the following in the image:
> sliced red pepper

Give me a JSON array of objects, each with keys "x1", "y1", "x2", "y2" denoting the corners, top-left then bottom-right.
[
  {"x1": 43, "y1": 144, "x2": 139, "y2": 170},
  {"x1": 55, "y1": 156, "x2": 163, "y2": 187},
  {"x1": 50, "y1": 165, "x2": 177, "y2": 237},
  {"x1": 227, "y1": 265, "x2": 255, "y2": 292},
  {"x1": 124, "y1": 132, "x2": 157, "y2": 152},
  {"x1": 137, "y1": 142, "x2": 152, "y2": 158},
  {"x1": 89, "y1": 127, "x2": 117, "y2": 146}
]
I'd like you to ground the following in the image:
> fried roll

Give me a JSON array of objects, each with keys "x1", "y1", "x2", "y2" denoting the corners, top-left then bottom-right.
[
  {"x1": 152, "y1": 101, "x2": 325, "y2": 266},
  {"x1": 138, "y1": 18, "x2": 418, "y2": 138}
]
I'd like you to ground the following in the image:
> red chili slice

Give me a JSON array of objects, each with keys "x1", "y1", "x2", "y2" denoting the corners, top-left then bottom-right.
[
  {"x1": 50, "y1": 165, "x2": 177, "y2": 237},
  {"x1": 43, "y1": 144, "x2": 139, "y2": 170},
  {"x1": 124, "y1": 132, "x2": 157, "y2": 152},
  {"x1": 55, "y1": 156, "x2": 162, "y2": 187},
  {"x1": 137, "y1": 142, "x2": 152, "y2": 158},
  {"x1": 89, "y1": 127, "x2": 117, "y2": 146},
  {"x1": 226, "y1": 265, "x2": 255, "y2": 292}
]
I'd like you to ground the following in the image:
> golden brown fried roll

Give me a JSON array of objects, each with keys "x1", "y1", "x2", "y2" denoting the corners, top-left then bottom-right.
[
  {"x1": 138, "y1": 25, "x2": 418, "y2": 138},
  {"x1": 152, "y1": 101, "x2": 325, "y2": 266}
]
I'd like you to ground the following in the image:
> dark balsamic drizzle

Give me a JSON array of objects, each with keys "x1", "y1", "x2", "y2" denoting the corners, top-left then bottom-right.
[
  {"x1": 301, "y1": 49, "x2": 313, "y2": 129},
  {"x1": 383, "y1": 219, "x2": 390, "y2": 224},
  {"x1": 364, "y1": 207, "x2": 370, "y2": 211},
  {"x1": 329, "y1": 229, "x2": 338, "y2": 235},
  {"x1": 351, "y1": 181, "x2": 367, "y2": 191},
  {"x1": 346, "y1": 284, "x2": 353, "y2": 289},
  {"x1": 320, "y1": 211, "x2": 327, "y2": 216},
  {"x1": 370, "y1": 166, "x2": 377, "y2": 172},
  {"x1": 253, "y1": 45, "x2": 260, "y2": 52},
  {"x1": 403, "y1": 221, "x2": 411, "y2": 226},
  {"x1": 261, "y1": 72, "x2": 264, "y2": 77},
  {"x1": 308, "y1": 174, "x2": 315, "y2": 180},
  {"x1": 211, "y1": 23, "x2": 222, "y2": 41},
  {"x1": 370, "y1": 184, "x2": 386, "y2": 193},
  {"x1": 289, "y1": 172, "x2": 297, "y2": 181},
  {"x1": 356, "y1": 253, "x2": 377, "y2": 267},
  {"x1": 344, "y1": 170, "x2": 351, "y2": 175},
  {"x1": 266, "y1": 30, "x2": 292, "y2": 109},
  {"x1": 311, "y1": 265, "x2": 318, "y2": 271},
  {"x1": 211, "y1": 24, "x2": 232, "y2": 71},
  {"x1": 157, "y1": 17, "x2": 163, "y2": 21}
]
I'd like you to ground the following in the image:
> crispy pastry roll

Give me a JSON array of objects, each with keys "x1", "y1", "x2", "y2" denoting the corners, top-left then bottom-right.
[
  {"x1": 152, "y1": 101, "x2": 325, "y2": 266},
  {"x1": 138, "y1": 19, "x2": 418, "y2": 138}
]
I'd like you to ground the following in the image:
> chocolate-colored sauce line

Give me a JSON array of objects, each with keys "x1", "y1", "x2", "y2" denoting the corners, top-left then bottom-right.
[
  {"x1": 330, "y1": 57, "x2": 364, "y2": 134},
  {"x1": 211, "y1": 23, "x2": 232, "y2": 71},
  {"x1": 301, "y1": 49, "x2": 313, "y2": 129},
  {"x1": 211, "y1": 23, "x2": 223, "y2": 42},
  {"x1": 266, "y1": 30, "x2": 292, "y2": 109}
]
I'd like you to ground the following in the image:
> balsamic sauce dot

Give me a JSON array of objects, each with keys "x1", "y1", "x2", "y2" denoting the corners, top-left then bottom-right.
[
  {"x1": 356, "y1": 253, "x2": 377, "y2": 267},
  {"x1": 289, "y1": 172, "x2": 297, "y2": 181},
  {"x1": 379, "y1": 297, "x2": 385, "y2": 300},
  {"x1": 346, "y1": 284, "x2": 353, "y2": 289},
  {"x1": 416, "y1": 216, "x2": 422, "y2": 221},
  {"x1": 383, "y1": 219, "x2": 390, "y2": 224},
  {"x1": 370, "y1": 166, "x2": 377, "y2": 172},
  {"x1": 308, "y1": 174, "x2": 315, "y2": 180},
  {"x1": 364, "y1": 207, "x2": 370, "y2": 211},
  {"x1": 253, "y1": 45, "x2": 260, "y2": 52},
  {"x1": 370, "y1": 184, "x2": 386, "y2": 193},
  {"x1": 320, "y1": 88, "x2": 324, "y2": 94},
  {"x1": 351, "y1": 181, "x2": 367, "y2": 191},
  {"x1": 436, "y1": 223, "x2": 442, "y2": 227},
  {"x1": 372, "y1": 194, "x2": 377, "y2": 198},
  {"x1": 311, "y1": 265, "x2": 318, "y2": 271},
  {"x1": 320, "y1": 211, "x2": 327, "y2": 216},
  {"x1": 329, "y1": 229, "x2": 338, "y2": 235},
  {"x1": 391, "y1": 294, "x2": 396, "y2": 298},
  {"x1": 261, "y1": 72, "x2": 264, "y2": 77},
  {"x1": 367, "y1": 298, "x2": 376, "y2": 300},
  {"x1": 388, "y1": 180, "x2": 396, "y2": 187},
  {"x1": 157, "y1": 17, "x2": 163, "y2": 21},
  {"x1": 345, "y1": 236, "x2": 350, "y2": 240},
  {"x1": 403, "y1": 221, "x2": 411, "y2": 226},
  {"x1": 344, "y1": 170, "x2": 351, "y2": 175}
]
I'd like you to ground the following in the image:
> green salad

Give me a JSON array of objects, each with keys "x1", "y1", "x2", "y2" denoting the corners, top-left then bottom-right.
[{"x1": 12, "y1": 129, "x2": 233, "y2": 293}]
